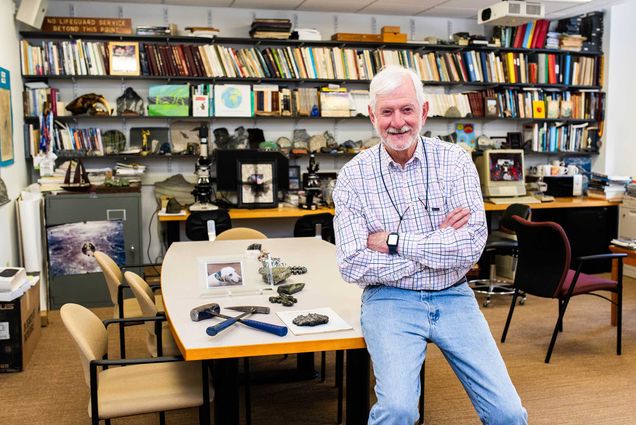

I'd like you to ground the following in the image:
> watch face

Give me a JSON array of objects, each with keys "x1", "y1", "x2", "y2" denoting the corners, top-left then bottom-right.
[{"x1": 387, "y1": 234, "x2": 399, "y2": 245}]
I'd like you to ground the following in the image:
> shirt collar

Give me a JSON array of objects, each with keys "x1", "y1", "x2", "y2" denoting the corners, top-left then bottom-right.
[{"x1": 380, "y1": 136, "x2": 425, "y2": 170}]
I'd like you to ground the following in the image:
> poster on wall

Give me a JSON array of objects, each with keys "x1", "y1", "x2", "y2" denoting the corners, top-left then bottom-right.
[
  {"x1": 0, "y1": 67, "x2": 13, "y2": 166},
  {"x1": 47, "y1": 220, "x2": 125, "y2": 278}
]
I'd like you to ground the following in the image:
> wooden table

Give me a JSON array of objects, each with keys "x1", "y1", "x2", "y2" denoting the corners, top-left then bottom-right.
[
  {"x1": 161, "y1": 237, "x2": 368, "y2": 424},
  {"x1": 610, "y1": 245, "x2": 636, "y2": 326}
]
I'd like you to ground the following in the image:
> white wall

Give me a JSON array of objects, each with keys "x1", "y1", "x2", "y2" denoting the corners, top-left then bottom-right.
[
  {"x1": 0, "y1": 0, "x2": 28, "y2": 267},
  {"x1": 12, "y1": 0, "x2": 624, "y2": 263},
  {"x1": 604, "y1": 0, "x2": 636, "y2": 177}
]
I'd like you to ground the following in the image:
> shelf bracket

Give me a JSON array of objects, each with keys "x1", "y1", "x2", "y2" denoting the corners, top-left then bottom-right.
[
  {"x1": 333, "y1": 16, "x2": 339, "y2": 34},
  {"x1": 371, "y1": 17, "x2": 377, "y2": 35},
  {"x1": 410, "y1": 19, "x2": 415, "y2": 41},
  {"x1": 68, "y1": 4, "x2": 75, "y2": 17},
  {"x1": 163, "y1": 8, "x2": 169, "y2": 26},
  {"x1": 118, "y1": 6, "x2": 124, "y2": 19},
  {"x1": 207, "y1": 10, "x2": 213, "y2": 27}
]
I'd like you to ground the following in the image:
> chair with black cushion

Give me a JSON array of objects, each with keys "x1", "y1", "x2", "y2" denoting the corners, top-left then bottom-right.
[
  {"x1": 293, "y1": 213, "x2": 335, "y2": 243},
  {"x1": 185, "y1": 209, "x2": 232, "y2": 241},
  {"x1": 469, "y1": 203, "x2": 531, "y2": 307},
  {"x1": 501, "y1": 215, "x2": 627, "y2": 363}
]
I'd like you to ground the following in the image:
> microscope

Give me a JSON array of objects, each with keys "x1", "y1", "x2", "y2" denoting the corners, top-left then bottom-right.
[
  {"x1": 300, "y1": 152, "x2": 322, "y2": 210},
  {"x1": 190, "y1": 124, "x2": 218, "y2": 211}
]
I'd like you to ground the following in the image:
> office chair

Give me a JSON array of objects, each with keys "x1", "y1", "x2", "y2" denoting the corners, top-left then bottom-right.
[
  {"x1": 215, "y1": 227, "x2": 267, "y2": 240},
  {"x1": 469, "y1": 203, "x2": 531, "y2": 307},
  {"x1": 60, "y1": 303, "x2": 213, "y2": 425},
  {"x1": 501, "y1": 216, "x2": 627, "y2": 363},
  {"x1": 293, "y1": 213, "x2": 336, "y2": 243},
  {"x1": 124, "y1": 271, "x2": 181, "y2": 357},
  {"x1": 185, "y1": 209, "x2": 232, "y2": 241},
  {"x1": 94, "y1": 251, "x2": 164, "y2": 358}
]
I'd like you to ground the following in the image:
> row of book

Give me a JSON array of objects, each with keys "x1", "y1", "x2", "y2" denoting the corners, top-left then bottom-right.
[
  {"x1": 23, "y1": 83, "x2": 604, "y2": 123},
  {"x1": 23, "y1": 82, "x2": 59, "y2": 117},
  {"x1": 508, "y1": 19, "x2": 551, "y2": 50},
  {"x1": 27, "y1": 124, "x2": 105, "y2": 156},
  {"x1": 523, "y1": 122, "x2": 598, "y2": 153},
  {"x1": 20, "y1": 39, "x2": 601, "y2": 87},
  {"x1": 490, "y1": 89, "x2": 603, "y2": 121}
]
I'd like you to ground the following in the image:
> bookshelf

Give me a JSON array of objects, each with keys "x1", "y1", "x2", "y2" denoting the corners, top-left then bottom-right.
[{"x1": 20, "y1": 30, "x2": 605, "y2": 158}]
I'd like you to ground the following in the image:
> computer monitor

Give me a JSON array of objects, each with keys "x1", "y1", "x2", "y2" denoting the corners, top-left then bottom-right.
[
  {"x1": 215, "y1": 150, "x2": 290, "y2": 191},
  {"x1": 474, "y1": 149, "x2": 526, "y2": 197}
]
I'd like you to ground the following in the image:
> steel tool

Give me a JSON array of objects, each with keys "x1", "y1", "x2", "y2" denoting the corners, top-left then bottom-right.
[{"x1": 193, "y1": 304, "x2": 287, "y2": 337}]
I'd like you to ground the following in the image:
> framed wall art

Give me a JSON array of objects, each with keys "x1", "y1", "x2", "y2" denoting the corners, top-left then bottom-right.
[
  {"x1": 237, "y1": 160, "x2": 277, "y2": 208},
  {"x1": 108, "y1": 41, "x2": 140, "y2": 76},
  {"x1": 0, "y1": 67, "x2": 14, "y2": 166}
]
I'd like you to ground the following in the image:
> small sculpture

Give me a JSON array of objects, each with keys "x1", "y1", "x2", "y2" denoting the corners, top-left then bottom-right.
[
  {"x1": 293, "y1": 313, "x2": 329, "y2": 326},
  {"x1": 213, "y1": 128, "x2": 232, "y2": 149},
  {"x1": 308, "y1": 132, "x2": 327, "y2": 153},
  {"x1": 116, "y1": 87, "x2": 144, "y2": 116},
  {"x1": 276, "y1": 136, "x2": 292, "y2": 154},
  {"x1": 230, "y1": 126, "x2": 249, "y2": 149},
  {"x1": 292, "y1": 129, "x2": 310, "y2": 154},
  {"x1": 259, "y1": 140, "x2": 279, "y2": 151},
  {"x1": 248, "y1": 128, "x2": 265, "y2": 150},
  {"x1": 66, "y1": 93, "x2": 112, "y2": 116}
]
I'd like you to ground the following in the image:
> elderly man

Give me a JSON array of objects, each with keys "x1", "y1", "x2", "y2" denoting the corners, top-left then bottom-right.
[{"x1": 333, "y1": 65, "x2": 527, "y2": 425}]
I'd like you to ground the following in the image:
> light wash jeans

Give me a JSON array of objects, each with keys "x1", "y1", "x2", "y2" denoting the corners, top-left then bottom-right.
[{"x1": 361, "y1": 283, "x2": 527, "y2": 425}]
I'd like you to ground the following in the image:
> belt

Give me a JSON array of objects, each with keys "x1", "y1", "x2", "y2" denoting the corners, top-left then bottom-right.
[{"x1": 448, "y1": 276, "x2": 467, "y2": 289}]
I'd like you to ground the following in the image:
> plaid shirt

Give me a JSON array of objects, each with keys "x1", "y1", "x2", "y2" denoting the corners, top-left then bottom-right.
[{"x1": 333, "y1": 136, "x2": 487, "y2": 290}]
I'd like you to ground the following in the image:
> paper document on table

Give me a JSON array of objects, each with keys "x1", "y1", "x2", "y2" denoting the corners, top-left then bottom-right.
[{"x1": 276, "y1": 307, "x2": 353, "y2": 336}]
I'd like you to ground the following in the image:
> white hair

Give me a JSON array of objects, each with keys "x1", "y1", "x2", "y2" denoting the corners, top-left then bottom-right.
[{"x1": 369, "y1": 65, "x2": 425, "y2": 111}]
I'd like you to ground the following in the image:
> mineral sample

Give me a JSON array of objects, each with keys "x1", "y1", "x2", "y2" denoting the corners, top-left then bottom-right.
[{"x1": 292, "y1": 313, "x2": 329, "y2": 327}]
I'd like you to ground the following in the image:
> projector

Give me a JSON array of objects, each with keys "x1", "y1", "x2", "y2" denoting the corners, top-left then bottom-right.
[{"x1": 478, "y1": 1, "x2": 545, "y2": 26}]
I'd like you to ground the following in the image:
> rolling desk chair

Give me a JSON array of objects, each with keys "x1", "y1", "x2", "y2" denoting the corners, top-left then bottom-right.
[
  {"x1": 469, "y1": 203, "x2": 531, "y2": 307},
  {"x1": 185, "y1": 209, "x2": 232, "y2": 241}
]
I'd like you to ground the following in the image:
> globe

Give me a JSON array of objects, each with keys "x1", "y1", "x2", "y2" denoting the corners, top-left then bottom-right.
[{"x1": 221, "y1": 87, "x2": 243, "y2": 109}]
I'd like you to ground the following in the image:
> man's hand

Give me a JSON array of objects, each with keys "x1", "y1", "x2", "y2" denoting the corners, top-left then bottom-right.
[
  {"x1": 440, "y1": 208, "x2": 471, "y2": 230},
  {"x1": 368, "y1": 231, "x2": 390, "y2": 254}
]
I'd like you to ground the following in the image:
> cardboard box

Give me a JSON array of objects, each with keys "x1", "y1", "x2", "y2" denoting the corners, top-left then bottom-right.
[
  {"x1": 0, "y1": 282, "x2": 41, "y2": 372},
  {"x1": 381, "y1": 26, "x2": 401, "y2": 34}
]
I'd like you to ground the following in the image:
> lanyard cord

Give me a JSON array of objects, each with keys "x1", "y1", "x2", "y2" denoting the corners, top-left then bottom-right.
[{"x1": 378, "y1": 137, "x2": 431, "y2": 232}]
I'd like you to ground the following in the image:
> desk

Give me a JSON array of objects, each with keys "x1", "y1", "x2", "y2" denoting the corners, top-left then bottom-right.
[
  {"x1": 610, "y1": 245, "x2": 636, "y2": 326},
  {"x1": 483, "y1": 197, "x2": 619, "y2": 211},
  {"x1": 161, "y1": 237, "x2": 368, "y2": 424},
  {"x1": 158, "y1": 205, "x2": 336, "y2": 222}
]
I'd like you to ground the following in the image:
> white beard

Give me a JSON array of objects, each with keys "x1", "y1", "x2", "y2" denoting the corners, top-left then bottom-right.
[{"x1": 375, "y1": 123, "x2": 422, "y2": 152}]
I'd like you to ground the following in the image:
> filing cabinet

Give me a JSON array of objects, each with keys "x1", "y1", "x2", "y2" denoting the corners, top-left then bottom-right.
[{"x1": 45, "y1": 192, "x2": 142, "y2": 309}]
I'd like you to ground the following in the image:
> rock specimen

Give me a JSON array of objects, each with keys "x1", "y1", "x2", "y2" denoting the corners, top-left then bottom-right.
[{"x1": 292, "y1": 313, "x2": 329, "y2": 327}]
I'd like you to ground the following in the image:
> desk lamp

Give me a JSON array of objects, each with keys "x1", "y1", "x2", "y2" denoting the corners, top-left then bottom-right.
[{"x1": 191, "y1": 124, "x2": 218, "y2": 211}]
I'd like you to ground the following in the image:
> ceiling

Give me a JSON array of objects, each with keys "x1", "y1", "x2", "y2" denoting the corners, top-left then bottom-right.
[{"x1": 50, "y1": 0, "x2": 628, "y2": 19}]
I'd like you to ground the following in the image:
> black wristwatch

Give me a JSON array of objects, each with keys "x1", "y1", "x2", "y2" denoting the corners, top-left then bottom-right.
[{"x1": 386, "y1": 232, "x2": 399, "y2": 255}]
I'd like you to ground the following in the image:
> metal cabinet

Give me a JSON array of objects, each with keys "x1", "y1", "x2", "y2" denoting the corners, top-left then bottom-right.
[{"x1": 45, "y1": 192, "x2": 142, "y2": 309}]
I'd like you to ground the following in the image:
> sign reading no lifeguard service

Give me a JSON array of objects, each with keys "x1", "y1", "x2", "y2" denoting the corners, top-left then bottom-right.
[{"x1": 42, "y1": 17, "x2": 133, "y2": 35}]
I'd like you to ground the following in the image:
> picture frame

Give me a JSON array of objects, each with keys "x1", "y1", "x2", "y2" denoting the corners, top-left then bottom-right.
[
  {"x1": 484, "y1": 97, "x2": 499, "y2": 118},
  {"x1": 0, "y1": 67, "x2": 14, "y2": 166},
  {"x1": 237, "y1": 160, "x2": 278, "y2": 208},
  {"x1": 202, "y1": 258, "x2": 245, "y2": 289},
  {"x1": 288, "y1": 165, "x2": 301, "y2": 191},
  {"x1": 108, "y1": 41, "x2": 140, "y2": 76}
]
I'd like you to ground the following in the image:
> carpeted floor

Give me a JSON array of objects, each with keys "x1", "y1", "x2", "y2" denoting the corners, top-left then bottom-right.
[{"x1": 1, "y1": 275, "x2": 636, "y2": 424}]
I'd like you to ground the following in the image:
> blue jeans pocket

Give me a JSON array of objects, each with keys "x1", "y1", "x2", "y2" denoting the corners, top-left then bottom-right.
[{"x1": 362, "y1": 285, "x2": 383, "y2": 304}]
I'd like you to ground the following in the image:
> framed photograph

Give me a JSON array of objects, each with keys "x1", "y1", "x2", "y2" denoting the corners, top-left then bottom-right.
[
  {"x1": 108, "y1": 41, "x2": 140, "y2": 76},
  {"x1": 0, "y1": 67, "x2": 14, "y2": 166},
  {"x1": 288, "y1": 165, "x2": 301, "y2": 191},
  {"x1": 484, "y1": 97, "x2": 499, "y2": 118},
  {"x1": 237, "y1": 160, "x2": 278, "y2": 208},
  {"x1": 203, "y1": 258, "x2": 245, "y2": 289}
]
